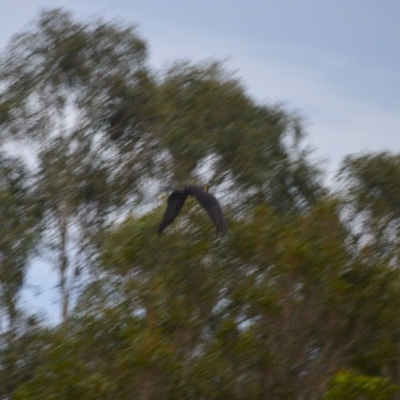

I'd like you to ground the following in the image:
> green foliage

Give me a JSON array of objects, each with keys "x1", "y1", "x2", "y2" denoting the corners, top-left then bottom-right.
[
  {"x1": 0, "y1": 8, "x2": 154, "y2": 320},
  {"x1": 0, "y1": 153, "x2": 41, "y2": 326},
  {"x1": 5, "y1": 197, "x2": 398, "y2": 399},
  {"x1": 0, "y1": 318, "x2": 52, "y2": 398},
  {"x1": 339, "y1": 152, "x2": 400, "y2": 247},
  {"x1": 1, "y1": 7, "x2": 400, "y2": 400},
  {"x1": 324, "y1": 370, "x2": 399, "y2": 400},
  {"x1": 157, "y1": 60, "x2": 324, "y2": 212},
  {"x1": 339, "y1": 152, "x2": 400, "y2": 221}
]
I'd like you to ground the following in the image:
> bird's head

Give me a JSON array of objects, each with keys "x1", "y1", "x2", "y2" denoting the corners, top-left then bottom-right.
[{"x1": 202, "y1": 184, "x2": 210, "y2": 193}]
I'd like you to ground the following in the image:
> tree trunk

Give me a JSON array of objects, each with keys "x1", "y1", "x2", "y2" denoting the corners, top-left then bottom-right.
[{"x1": 59, "y1": 212, "x2": 69, "y2": 322}]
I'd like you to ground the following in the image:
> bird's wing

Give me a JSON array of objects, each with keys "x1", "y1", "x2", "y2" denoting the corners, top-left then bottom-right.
[
  {"x1": 186, "y1": 186, "x2": 227, "y2": 234},
  {"x1": 205, "y1": 203, "x2": 227, "y2": 234},
  {"x1": 158, "y1": 191, "x2": 188, "y2": 234}
]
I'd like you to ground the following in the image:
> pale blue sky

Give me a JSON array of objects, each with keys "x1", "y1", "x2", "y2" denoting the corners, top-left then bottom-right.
[
  {"x1": 1, "y1": 0, "x2": 399, "y2": 320},
  {"x1": 3, "y1": 1, "x2": 399, "y2": 174}
]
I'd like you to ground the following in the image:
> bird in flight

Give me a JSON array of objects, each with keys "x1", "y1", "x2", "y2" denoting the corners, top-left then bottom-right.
[{"x1": 158, "y1": 185, "x2": 227, "y2": 234}]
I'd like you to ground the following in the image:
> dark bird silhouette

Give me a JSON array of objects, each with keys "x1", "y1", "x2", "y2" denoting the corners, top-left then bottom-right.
[{"x1": 158, "y1": 185, "x2": 227, "y2": 234}]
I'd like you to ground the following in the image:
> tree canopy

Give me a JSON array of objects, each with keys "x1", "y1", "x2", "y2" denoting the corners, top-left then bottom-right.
[{"x1": 0, "y1": 8, "x2": 399, "y2": 400}]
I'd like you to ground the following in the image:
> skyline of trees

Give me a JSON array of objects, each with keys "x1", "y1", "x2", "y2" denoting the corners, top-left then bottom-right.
[{"x1": 0, "y1": 8, "x2": 399, "y2": 399}]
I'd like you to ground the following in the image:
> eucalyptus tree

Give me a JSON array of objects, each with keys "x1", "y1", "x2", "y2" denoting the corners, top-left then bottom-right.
[
  {"x1": 156, "y1": 61, "x2": 324, "y2": 213},
  {"x1": 0, "y1": 9, "x2": 155, "y2": 320},
  {"x1": 13, "y1": 196, "x2": 400, "y2": 399},
  {"x1": 339, "y1": 152, "x2": 400, "y2": 262},
  {"x1": 0, "y1": 153, "x2": 41, "y2": 331}
]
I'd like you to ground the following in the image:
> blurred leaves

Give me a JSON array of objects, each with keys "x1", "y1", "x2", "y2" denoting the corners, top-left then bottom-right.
[
  {"x1": 0, "y1": 153, "x2": 41, "y2": 327},
  {"x1": 156, "y1": 61, "x2": 324, "y2": 212},
  {"x1": 324, "y1": 370, "x2": 399, "y2": 400},
  {"x1": 0, "y1": 7, "x2": 399, "y2": 400}
]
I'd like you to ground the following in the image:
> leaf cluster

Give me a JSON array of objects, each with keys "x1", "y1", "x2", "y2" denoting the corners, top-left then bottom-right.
[{"x1": 0, "y1": 8, "x2": 400, "y2": 400}]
